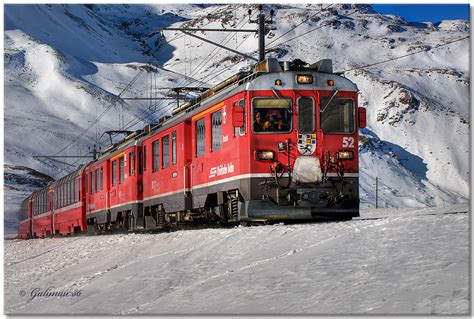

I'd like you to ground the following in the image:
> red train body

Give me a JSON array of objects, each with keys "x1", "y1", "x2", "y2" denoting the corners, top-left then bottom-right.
[{"x1": 19, "y1": 58, "x2": 366, "y2": 237}]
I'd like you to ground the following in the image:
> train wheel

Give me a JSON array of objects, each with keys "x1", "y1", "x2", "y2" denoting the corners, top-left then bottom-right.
[{"x1": 86, "y1": 218, "x2": 98, "y2": 235}]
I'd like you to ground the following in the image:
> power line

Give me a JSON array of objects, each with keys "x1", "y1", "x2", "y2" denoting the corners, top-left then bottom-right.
[
  {"x1": 267, "y1": 9, "x2": 358, "y2": 51},
  {"x1": 55, "y1": 5, "x2": 226, "y2": 166},
  {"x1": 266, "y1": 4, "x2": 334, "y2": 48},
  {"x1": 117, "y1": 5, "x2": 240, "y2": 131},
  {"x1": 120, "y1": 7, "x2": 257, "y2": 131},
  {"x1": 339, "y1": 36, "x2": 470, "y2": 73}
]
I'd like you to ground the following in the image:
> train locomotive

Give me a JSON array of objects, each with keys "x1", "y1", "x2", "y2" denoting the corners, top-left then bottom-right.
[{"x1": 18, "y1": 58, "x2": 366, "y2": 238}]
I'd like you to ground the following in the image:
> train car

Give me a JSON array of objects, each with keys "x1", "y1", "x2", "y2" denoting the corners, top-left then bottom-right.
[
  {"x1": 85, "y1": 132, "x2": 142, "y2": 233},
  {"x1": 51, "y1": 166, "x2": 86, "y2": 235},
  {"x1": 188, "y1": 58, "x2": 363, "y2": 222},
  {"x1": 31, "y1": 186, "x2": 53, "y2": 237},
  {"x1": 134, "y1": 58, "x2": 365, "y2": 229},
  {"x1": 140, "y1": 121, "x2": 193, "y2": 228},
  {"x1": 19, "y1": 57, "x2": 366, "y2": 235},
  {"x1": 18, "y1": 196, "x2": 32, "y2": 239}
]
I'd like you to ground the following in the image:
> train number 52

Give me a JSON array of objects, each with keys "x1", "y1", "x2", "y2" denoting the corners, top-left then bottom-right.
[{"x1": 342, "y1": 137, "x2": 355, "y2": 148}]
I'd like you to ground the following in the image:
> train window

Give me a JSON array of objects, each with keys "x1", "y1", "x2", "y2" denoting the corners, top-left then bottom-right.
[
  {"x1": 99, "y1": 168, "x2": 103, "y2": 191},
  {"x1": 130, "y1": 152, "x2": 135, "y2": 176},
  {"x1": 76, "y1": 179, "x2": 79, "y2": 202},
  {"x1": 90, "y1": 172, "x2": 94, "y2": 194},
  {"x1": 212, "y1": 111, "x2": 222, "y2": 151},
  {"x1": 196, "y1": 118, "x2": 205, "y2": 157},
  {"x1": 320, "y1": 98, "x2": 355, "y2": 134},
  {"x1": 162, "y1": 135, "x2": 170, "y2": 169},
  {"x1": 252, "y1": 98, "x2": 292, "y2": 133},
  {"x1": 119, "y1": 157, "x2": 125, "y2": 183},
  {"x1": 239, "y1": 99, "x2": 246, "y2": 135},
  {"x1": 112, "y1": 160, "x2": 117, "y2": 186},
  {"x1": 72, "y1": 179, "x2": 75, "y2": 203},
  {"x1": 138, "y1": 150, "x2": 143, "y2": 174},
  {"x1": 297, "y1": 97, "x2": 315, "y2": 134},
  {"x1": 172, "y1": 131, "x2": 177, "y2": 165},
  {"x1": 143, "y1": 146, "x2": 147, "y2": 172},
  {"x1": 152, "y1": 140, "x2": 160, "y2": 172},
  {"x1": 95, "y1": 169, "x2": 99, "y2": 193}
]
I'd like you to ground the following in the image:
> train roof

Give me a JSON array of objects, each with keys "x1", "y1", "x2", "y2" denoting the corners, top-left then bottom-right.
[{"x1": 95, "y1": 58, "x2": 358, "y2": 160}]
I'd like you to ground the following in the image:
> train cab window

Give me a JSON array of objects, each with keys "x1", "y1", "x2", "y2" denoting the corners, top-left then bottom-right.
[
  {"x1": 196, "y1": 118, "x2": 205, "y2": 157},
  {"x1": 152, "y1": 140, "x2": 160, "y2": 172},
  {"x1": 162, "y1": 135, "x2": 170, "y2": 169},
  {"x1": 172, "y1": 131, "x2": 177, "y2": 165},
  {"x1": 112, "y1": 160, "x2": 117, "y2": 186},
  {"x1": 252, "y1": 98, "x2": 292, "y2": 133},
  {"x1": 212, "y1": 111, "x2": 222, "y2": 151},
  {"x1": 320, "y1": 98, "x2": 355, "y2": 134},
  {"x1": 119, "y1": 157, "x2": 125, "y2": 184},
  {"x1": 297, "y1": 97, "x2": 315, "y2": 134}
]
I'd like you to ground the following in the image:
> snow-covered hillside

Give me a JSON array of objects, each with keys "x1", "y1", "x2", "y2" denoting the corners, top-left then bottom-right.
[
  {"x1": 3, "y1": 4, "x2": 470, "y2": 233},
  {"x1": 4, "y1": 204, "x2": 469, "y2": 314}
]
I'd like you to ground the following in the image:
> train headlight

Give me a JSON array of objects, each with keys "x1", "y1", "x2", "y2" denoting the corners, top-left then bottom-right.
[
  {"x1": 337, "y1": 150, "x2": 354, "y2": 160},
  {"x1": 256, "y1": 150, "x2": 275, "y2": 161},
  {"x1": 296, "y1": 74, "x2": 313, "y2": 84}
]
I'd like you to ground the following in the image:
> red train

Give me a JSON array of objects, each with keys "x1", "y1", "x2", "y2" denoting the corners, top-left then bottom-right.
[{"x1": 19, "y1": 58, "x2": 366, "y2": 238}]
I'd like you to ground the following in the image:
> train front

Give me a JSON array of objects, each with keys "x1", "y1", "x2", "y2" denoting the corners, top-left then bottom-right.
[{"x1": 240, "y1": 59, "x2": 366, "y2": 221}]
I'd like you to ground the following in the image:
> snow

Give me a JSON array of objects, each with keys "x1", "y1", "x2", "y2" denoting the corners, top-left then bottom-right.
[{"x1": 4, "y1": 204, "x2": 469, "y2": 315}]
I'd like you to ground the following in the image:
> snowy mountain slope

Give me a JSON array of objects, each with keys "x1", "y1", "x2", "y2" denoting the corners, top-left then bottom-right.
[
  {"x1": 4, "y1": 204, "x2": 469, "y2": 314},
  {"x1": 3, "y1": 4, "x2": 470, "y2": 232},
  {"x1": 4, "y1": 165, "x2": 54, "y2": 234}
]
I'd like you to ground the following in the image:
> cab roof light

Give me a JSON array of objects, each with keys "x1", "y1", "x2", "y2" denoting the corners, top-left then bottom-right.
[{"x1": 296, "y1": 74, "x2": 313, "y2": 84}]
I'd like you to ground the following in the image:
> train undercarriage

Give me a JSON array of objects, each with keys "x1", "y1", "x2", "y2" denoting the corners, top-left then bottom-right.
[{"x1": 85, "y1": 175, "x2": 359, "y2": 235}]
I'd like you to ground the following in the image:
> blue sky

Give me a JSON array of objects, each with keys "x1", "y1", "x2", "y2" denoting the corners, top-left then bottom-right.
[{"x1": 371, "y1": 4, "x2": 470, "y2": 23}]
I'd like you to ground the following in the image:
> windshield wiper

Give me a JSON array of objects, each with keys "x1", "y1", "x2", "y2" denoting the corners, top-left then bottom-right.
[{"x1": 320, "y1": 89, "x2": 339, "y2": 113}]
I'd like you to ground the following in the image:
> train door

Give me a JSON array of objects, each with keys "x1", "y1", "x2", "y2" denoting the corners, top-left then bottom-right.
[
  {"x1": 108, "y1": 157, "x2": 118, "y2": 223},
  {"x1": 183, "y1": 123, "x2": 192, "y2": 196},
  {"x1": 191, "y1": 114, "x2": 208, "y2": 207},
  {"x1": 94, "y1": 165, "x2": 106, "y2": 214},
  {"x1": 295, "y1": 91, "x2": 319, "y2": 158}
]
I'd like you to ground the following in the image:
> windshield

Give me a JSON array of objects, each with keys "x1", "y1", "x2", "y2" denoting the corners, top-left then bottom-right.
[
  {"x1": 252, "y1": 98, "x2": 292, "y2": 133},
  {"x1": 320, "y1": 98, "x2": 355, "y2": 134}
]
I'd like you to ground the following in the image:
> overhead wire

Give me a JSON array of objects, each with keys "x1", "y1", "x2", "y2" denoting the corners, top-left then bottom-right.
[
  {"x1": 339, "y1": 36, "x2": 470, "y2": 73},
  {"x1": 117, "y1": 6, "x2": 239, "y2": 131},
  {"x1": 120, "y1": 6, "x2": 256, "y2": 131},
  {"x1": 266, "y1": 4, "x2": 334, "y2": 48}
]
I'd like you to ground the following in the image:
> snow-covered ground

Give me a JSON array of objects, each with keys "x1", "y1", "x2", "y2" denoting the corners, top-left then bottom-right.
[{"x1": 4, "y1": 204, "x2": 469, "y2": 315}]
